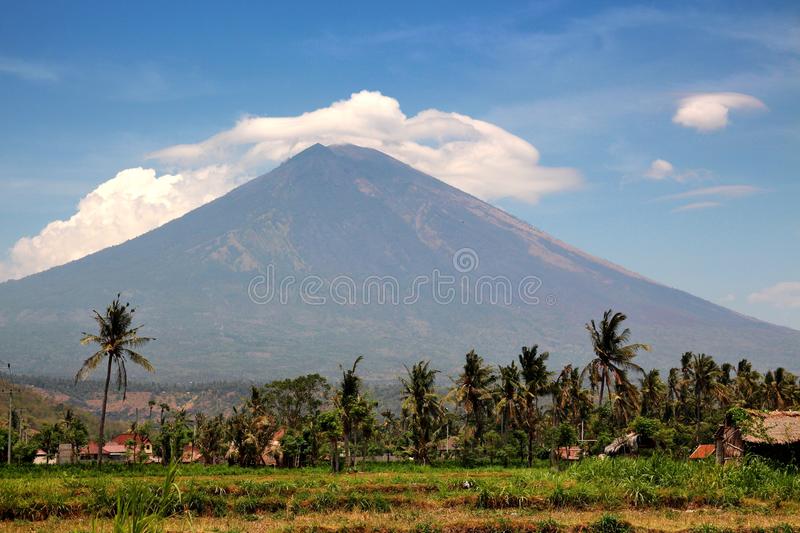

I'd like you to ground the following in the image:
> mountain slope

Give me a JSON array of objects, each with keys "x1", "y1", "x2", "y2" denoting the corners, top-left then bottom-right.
[{"x1": 0, "y1": 144, "x2": 797, "y2": 379}]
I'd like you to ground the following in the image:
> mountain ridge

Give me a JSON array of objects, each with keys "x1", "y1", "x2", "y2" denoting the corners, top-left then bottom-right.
[{"x1": 0, "y1": 144, "x2": 797, "y2": 380}]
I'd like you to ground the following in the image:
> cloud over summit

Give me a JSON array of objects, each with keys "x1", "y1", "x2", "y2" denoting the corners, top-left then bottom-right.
[
  {"x1": 0, "y1": 91, "x2": 582, "y2": 281},
  {"x1": 151, "y1": 91, "x2": 582, "y2": 202}
]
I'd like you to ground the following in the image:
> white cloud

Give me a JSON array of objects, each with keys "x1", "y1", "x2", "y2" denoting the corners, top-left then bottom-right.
[
  {"x1": 719, "y1": 293, "x2": 736, "y2": 303},
  {"x1": 0, "y1": 166, "x2": 244, "y2": 281},
  {"x1": 748, "y1": 282, "x2": 800, "y2": 308},
  {"x1": 671, "y1": 201, "x2": 720, "y2": 212},
  {"x1": 660, "y1": 184, "x2": 762, "y2": 213},
  {"x1": 644, "y1": 159, "x2": 674, "y2": 180},
  {"x1": 0, "y1": 91, "x2": 582, "y2": 281},
  {"x1": 0, "y1": 56, "x2": 59, "y2": 82},
  {"x1": 661, "y1": 185, "x2": 762, "y2": 201},
  {"x1": 641, "y1": 159, "x2": 712, "y2": 183},
  {"x1": 672, "y1": 92, "x2": 767, "y2": 132},
  {"x1": 150, "y1": 91, "x2": 582, "y2": 203}
]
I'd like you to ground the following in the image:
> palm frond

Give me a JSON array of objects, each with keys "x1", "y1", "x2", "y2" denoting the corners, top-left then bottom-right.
[
  {"x1": 75, "y1": 351, "x2": 107, "y2": 382},
  {"x1": 126, "y1": 350, "x2": 155, "y2": 373}
]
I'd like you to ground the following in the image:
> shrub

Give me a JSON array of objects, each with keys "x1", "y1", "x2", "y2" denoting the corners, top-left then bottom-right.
[{"x1": 589, "y1": 513, "x2": 632, "y2": 533}]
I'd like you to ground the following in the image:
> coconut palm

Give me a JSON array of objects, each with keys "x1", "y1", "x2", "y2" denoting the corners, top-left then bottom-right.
[
  {"x1": 664, "y1": 367, "x2": 680, "y2": 421},
  {"x1": 733, "y1": 359, "x2": 762, "y2": 407},
  {"x1": 518, "y1": 344, "x2": 551, "y2": 466},
  {"x1": 611, "y1": 376, "x2": 641, "y2": 426},
  {"x1": 494, "y1": 362, "x2": 521, "y2": 438},
  {"x1": 450, "y1": 349, "x2": 495, "y2": 444},
  {"x1": 684, "y1": 352, "x2": 727, "y2": 437},
  {"x1": 552, "y1": 364, "x2": 592, "y2": 427},
  {"x1": 640, "y1": 369, "x2": 667, "y2": 418},
  {"x1": 582, "y1": 309, "x2": 649, "y2": 405},
  {"x1": 336, "y1": 356, "x2": 364, "y2": 467},
  {"x1": 75, "y1": 295, "x2": 154, "y2": 466},
  {"x1": 400, "y1": 361, "x2": 443, "y2": 464},
  {"x1": 763, "y1": 368, "x2": 795, "y2": 410}
]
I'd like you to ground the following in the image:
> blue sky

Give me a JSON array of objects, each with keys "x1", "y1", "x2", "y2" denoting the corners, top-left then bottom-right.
[{"x1": 1, "y1": 1, "x2": 799, "y2": 329}]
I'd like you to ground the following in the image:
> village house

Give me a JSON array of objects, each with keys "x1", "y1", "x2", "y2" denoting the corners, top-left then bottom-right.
[
  {"x1": 77, "y1": 433, "x2": 155, "y2": 463},
  {"x1": 181, "y1": 443, "x2": 203, "y2": 463},
  {"x1": 689, "y1": 444, "x2": 716, "y2": 460},
  {"x1": 110, "y1": 432, "x2": 154, "y2": 461},
  {"x1": 556, "y1": 445, "x2": 583, "y2": 461},
  {"x1": 716, "y1": 409, "x2": 800, "y2": 464},
  {"x1": 33, "y1": 449, "x2": 56, "y2": 465}
]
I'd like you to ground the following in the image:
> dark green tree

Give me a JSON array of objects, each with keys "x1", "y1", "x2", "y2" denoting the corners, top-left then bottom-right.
[
  {"x1": 450, "y1": 349, "x2": 496, "y2": 444},
  {"x1": 582, "y1": 309, "x2": 649, "y2": 405},
  {"x1": 518, "y1": 345, "x2": 551, "y2": 466},
  {"x1": 400, "y1": 361, "x2": 443, "y2": 465},
  {"x1": 640, "y1": 369, "x2": 667, "y2": 419},
  {"x1": 684, "y1": 352, "x2": 726, "y2": 438},
  {"x1": 336, "y1": 356, "x2": 364, "y2": 467},
  {"x1": 75, "y1": 295, "x2": 154, "y2": 466}
]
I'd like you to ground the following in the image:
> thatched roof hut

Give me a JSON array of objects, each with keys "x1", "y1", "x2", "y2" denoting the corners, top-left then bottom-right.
[
  {"x1": 604, "y1": 433, "x2": 639, "y2": 456},
  {"x1": 716, "y1": 410, "x2": 800, "y2": 464}
]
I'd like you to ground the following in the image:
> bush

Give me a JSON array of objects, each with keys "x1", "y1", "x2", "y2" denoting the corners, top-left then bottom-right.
[{"x1": 589, "y1": 513, "x2": 632, "y2": 533}]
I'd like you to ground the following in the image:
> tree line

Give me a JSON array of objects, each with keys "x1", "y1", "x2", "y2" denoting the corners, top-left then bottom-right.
[{"x1": 4, "y1": 300, "x2": 800, "y2": 469}]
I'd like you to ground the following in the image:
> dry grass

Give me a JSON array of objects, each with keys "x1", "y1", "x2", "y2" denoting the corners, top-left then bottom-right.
[{"x1": 3, "y1": 506, "x2": 800, "y2": 533}]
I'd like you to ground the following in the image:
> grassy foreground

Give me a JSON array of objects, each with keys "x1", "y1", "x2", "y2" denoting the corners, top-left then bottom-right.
[{"x1": 2, "y1": 457, "x2": 800, "y2": 532}]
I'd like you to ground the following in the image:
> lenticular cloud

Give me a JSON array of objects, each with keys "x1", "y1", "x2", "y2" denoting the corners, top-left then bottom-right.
[
  {"x1": 672, "y1": 92, "x2": 766, "y2": 132},
  {"x1": 0, "y1": 91, "x2": 582, "y2": 281}
]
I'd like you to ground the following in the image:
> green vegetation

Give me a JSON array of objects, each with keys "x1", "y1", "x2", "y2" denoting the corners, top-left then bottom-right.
[
  {"x1": 4, "y1": 300, "x2": 800, "y2": 530},
  {"x1": 1, "y1": 457, "x2": 800, "y2": 531}
]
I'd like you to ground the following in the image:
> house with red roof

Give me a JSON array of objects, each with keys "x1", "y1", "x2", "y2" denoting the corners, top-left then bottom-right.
[
  {"x1": 78, "y1": 433, "x2": 154, "y2": 463},
  {"x1": 689, "y1": 444, "x2": 716, "y2": 460}
]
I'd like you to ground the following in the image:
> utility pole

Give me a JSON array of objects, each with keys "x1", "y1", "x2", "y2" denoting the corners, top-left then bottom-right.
[{"x1": 1, "y1": 361, "x2": 12, "y2": 465}]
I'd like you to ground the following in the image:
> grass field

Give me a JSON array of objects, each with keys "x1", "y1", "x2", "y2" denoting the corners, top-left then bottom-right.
[{"x1": 2, "y1": 456, "x2": 800, "y2": 532}]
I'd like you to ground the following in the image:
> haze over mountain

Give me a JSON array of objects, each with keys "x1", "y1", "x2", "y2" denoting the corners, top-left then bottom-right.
[{"x1": 0, "y1": 144, "x2": 797, "y2": 380}]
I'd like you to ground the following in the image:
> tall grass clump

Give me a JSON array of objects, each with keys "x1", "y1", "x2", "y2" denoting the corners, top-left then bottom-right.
[
  {"x1": 110, "y1": 462, "x2": 182, "y2": 533},
  {"x1": 566, "y1": 454, "x2": 799, "y2": 508},
  {"x1": 589, "y1": 513, "x2": 632, "y2": 533}
]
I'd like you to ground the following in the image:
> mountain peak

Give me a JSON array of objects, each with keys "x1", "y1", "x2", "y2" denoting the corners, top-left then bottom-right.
[
  {"x1": 1, "y1": 145, "x2": 798, "y2": 379},
  {"x1": 292, "y1": 142, "x2": 334, "y2": 159}
]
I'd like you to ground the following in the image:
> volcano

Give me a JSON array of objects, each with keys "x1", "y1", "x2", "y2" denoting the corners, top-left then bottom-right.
[{"x1": 0, "y1": 144, "x2": 797, "y2": 380}]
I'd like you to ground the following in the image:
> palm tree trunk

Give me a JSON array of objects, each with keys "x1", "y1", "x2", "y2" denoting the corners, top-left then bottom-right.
[
  {"x1": 599, "y1": 367, "x2": 607, "y2": 405},
  {"x1": 98, "y1": 355, "x2": 112, "y2": 467},
  {"x1": 343, "y1": 431, "x2": 350, "y2": 468},
  {"x1": 695, "y1": 388, "x2": 701, "y2": 440},
  {"x1": 527, "y1": 429, "x2": 533, "y2": 468}
]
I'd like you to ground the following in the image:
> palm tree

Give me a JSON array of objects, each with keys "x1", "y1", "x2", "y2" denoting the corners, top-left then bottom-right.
[
  {"x1": 495, "y1": 362, "x2": 521, "y2": 439},
  {"x1": 640, "y1": 369, "x2": 667, "y2": 418},
  {"x1": 337, "y1": 356, "x2": 363, "y2": 467},
  {"x1": 718, "y1": 363, "x2": 735, "y2": 409},
  {"x1": 518, "y1": 345, "x2": 551, "y2": 467},
  {"x1": 734, "y1": 359, "x2": 762, "y2": 407},
  {"x1": 582, "y1": 309, "x2": 649, "y2": 405},
  {"x1": 665, "y1": 367, "x2": 681, "y2": 421},
  {"x1": 684, "y1": 352, "x2": 726, "y2": 437},
  {"x1": 400, "y1": 361, "x2": 442, "y2": 464},
  {"x1": 75, "y1": 295, "x2": 154, "y2": 466},
  {"x1": 450, "y1": 349, "x2": 495, "y2": 444},
  {"x1": 611, "y1": 376, "x2": 641, "y2": 426},
  {"x1": 763, "y1": 368, "x2": 795, "y2": 410}
]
